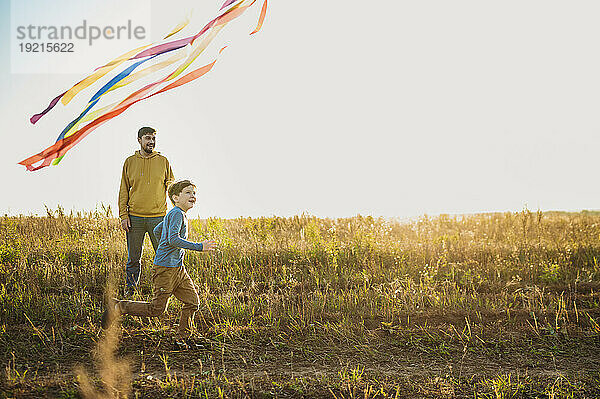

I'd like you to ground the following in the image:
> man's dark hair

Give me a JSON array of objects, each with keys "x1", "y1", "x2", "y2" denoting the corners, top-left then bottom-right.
[
  {"x1": 168, "y1": 180, "x2": 196, "y2": 205},
  {"x1": 138, "y1": 126, "x2": 156, "y2": 139}
]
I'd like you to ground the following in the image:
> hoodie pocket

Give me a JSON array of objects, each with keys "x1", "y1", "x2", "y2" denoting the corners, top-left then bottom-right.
[{"x1": 128, "y1": 196, "x2": 136, "y2": 211}]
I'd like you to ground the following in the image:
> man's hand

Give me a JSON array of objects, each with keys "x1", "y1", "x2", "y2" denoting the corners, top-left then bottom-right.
[
  {"x1": 121, "y1": 216, "x2": 131, "y2": 232},
  {"x1": 201, "y1": 240, "x2": 217, "y2": 251}
]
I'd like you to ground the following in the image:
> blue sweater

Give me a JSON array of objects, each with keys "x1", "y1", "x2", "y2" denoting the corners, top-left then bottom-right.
[{"x1": 153, "y1": 206, "x2": 203, "y2": 267}]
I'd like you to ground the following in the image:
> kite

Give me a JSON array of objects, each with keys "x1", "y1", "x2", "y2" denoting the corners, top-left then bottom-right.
[{"x1": 20, "y1": 0, "x2": 267, "y2": 171}]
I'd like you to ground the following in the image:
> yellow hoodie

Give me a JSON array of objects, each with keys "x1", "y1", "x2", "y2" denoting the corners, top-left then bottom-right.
[{"x1": 118, "y1": 151, "x2": 174, "y2": 219}]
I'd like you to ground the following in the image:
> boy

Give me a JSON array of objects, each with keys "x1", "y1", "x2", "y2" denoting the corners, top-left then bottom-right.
[{"x1": 102, "y1": 180, "x2": 216, "y2": 348}]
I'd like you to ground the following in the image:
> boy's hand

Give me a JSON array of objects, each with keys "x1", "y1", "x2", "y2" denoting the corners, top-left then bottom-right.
[
  {"x1": 121, "y1": 216, "x2": 131, "y2": 232},
  {"x1": 201, "y1": 240, "x2": 217, "y2": 251}
]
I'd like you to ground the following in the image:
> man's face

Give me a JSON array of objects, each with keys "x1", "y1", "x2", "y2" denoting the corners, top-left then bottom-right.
[
  {"x1": 173, "y1": 185, "x2": 197, "y2": 211},
  {"x1": 138, "y1": 133, "x2": 156, "y2": 153}
]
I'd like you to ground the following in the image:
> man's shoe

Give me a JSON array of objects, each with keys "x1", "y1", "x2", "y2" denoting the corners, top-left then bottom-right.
[{"x1": 101, "y1": 298, "x2": 121, "y2": 330}]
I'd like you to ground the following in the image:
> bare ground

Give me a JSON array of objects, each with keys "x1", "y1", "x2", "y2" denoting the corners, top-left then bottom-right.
[{"x1": 2, "y1": 309, "x2": 600, "y2": 398}]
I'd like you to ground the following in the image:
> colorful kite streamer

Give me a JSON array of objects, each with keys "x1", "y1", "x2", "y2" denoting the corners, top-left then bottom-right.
[
  {"x1": 21, "y1": 0, "x2": 267, "y2": 171},
  {"x1": 30, "y1": 0, "x2": 251, "y2": 123},
  {"x1": 29, "y1": 18, "x2": 191, "y2": 125}
]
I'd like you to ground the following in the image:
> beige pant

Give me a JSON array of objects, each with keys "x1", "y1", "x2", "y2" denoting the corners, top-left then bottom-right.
[{"x1": 119, "y1": 264, "x2": 200, "y2": 338}]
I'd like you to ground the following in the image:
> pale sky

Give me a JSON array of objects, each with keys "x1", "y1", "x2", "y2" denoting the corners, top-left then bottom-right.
[{"x1": 1, "y1": 0, "x2": 599, "y2": 219}]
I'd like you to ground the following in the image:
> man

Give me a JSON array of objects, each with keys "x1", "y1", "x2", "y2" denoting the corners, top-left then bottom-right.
[{"x1": 118, "y1": 126, "x2": 174, "y2": 296}]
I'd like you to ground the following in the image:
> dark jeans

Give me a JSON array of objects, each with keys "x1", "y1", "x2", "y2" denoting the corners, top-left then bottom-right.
[{"x1": 125, "y1": 215, "x2": 164, "y2": 289}]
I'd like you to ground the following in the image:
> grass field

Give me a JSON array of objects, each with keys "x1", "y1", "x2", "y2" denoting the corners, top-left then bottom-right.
[{"x1": 1, "y1": 208, "x2": 599, "y2": 398}]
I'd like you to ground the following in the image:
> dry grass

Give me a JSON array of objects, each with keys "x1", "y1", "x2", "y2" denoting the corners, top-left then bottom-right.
[
  {"x1": 1, "y1": 208, "x2": 599, "y2": 397},
  {"x1": 75, "y1": 278, "x2": 131, "y2": 399}
]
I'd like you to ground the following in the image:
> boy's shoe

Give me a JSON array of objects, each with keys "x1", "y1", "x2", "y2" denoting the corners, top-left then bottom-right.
[{"x1": 101, "y1": 298, "x2": 121, "y2": 330}]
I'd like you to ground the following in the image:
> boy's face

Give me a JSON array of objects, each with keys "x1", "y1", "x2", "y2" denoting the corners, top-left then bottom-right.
[
  {"x1": 173, "y1": 185, "x2": 196, "y2": 212},
  {"x1": 138, "y1": 133, "x2": 156, "y2": 154}
]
